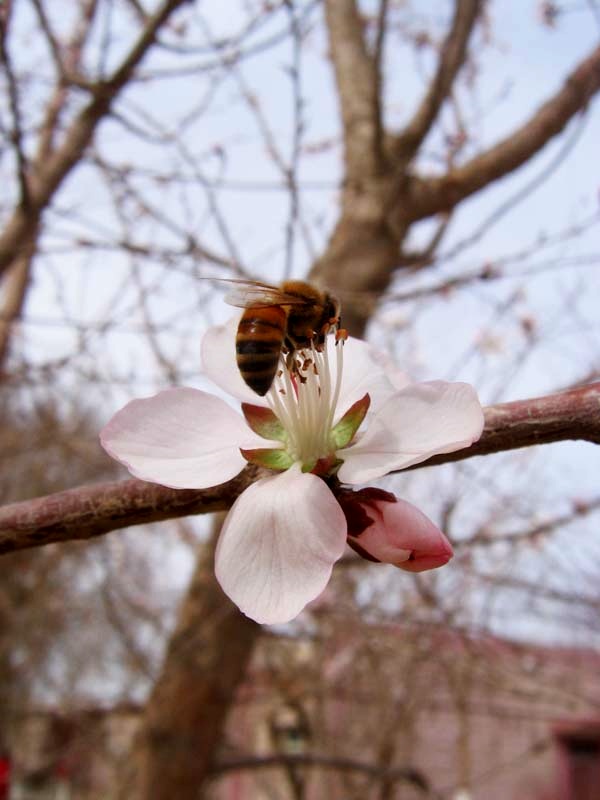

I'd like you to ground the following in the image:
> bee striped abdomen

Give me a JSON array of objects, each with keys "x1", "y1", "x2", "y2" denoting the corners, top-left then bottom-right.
[{"x1": 236, "y1": 306, "x2": 287, "y2": 395}]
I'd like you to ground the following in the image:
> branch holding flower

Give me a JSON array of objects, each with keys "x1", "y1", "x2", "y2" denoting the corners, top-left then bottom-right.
[
  {"x1": 4, "y1": 320, "x2": 599, "y2": 625},
  {"x1": 0, "y1": 378, "x2": 598, "y2": 556},
  {"x1": 94, "y1": 319, "x2": 484, "y2": 624}
]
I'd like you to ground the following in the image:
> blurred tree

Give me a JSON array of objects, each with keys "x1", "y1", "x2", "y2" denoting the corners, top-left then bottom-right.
[{"x1": 0, "y1": 393, "x2": 117, "y2": 753}]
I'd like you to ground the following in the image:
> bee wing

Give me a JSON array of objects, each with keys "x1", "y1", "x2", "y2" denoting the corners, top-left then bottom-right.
[{"x1": 219, "y1": 279, "x2": 311, "y2": 309}]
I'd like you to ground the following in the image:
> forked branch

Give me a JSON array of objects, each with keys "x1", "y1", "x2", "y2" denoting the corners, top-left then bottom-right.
[
  {"x1": 391, "y1": 0, "x2": 483, "y2": 162},
  {"x1": 407, "y1": 44, "x2": 600, "y2": 218},
  {"x1": 0, "y1": 0, "x2": 190, "y2": 277}
]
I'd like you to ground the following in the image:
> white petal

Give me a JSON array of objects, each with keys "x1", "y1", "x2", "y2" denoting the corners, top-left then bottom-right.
[
  {"x1": 215, "y1": 466, "x2": 347, "y2": 624},
  {"x1": 333, "y1": 336, "x2": 406, "y2": 421},
  {"x1": 201, "y1": 316, "x2": 269, "y2": 405},
  {"x1": 368, "y1": 346, "x2": 412, "y2": 391},
  {"x1": 338, "y1": 381, "x2": 484, "y2": 484},
  {"x1": 100, "y1": 387, "x2": 260, "y2": 489}
]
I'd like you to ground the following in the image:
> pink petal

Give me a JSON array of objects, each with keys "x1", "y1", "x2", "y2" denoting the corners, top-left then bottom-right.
[
  {"x1": 348, "y1": 496, "x2": 453, "y2": 572},
  {"x1": 338, "y1": 381, "x2": 484, "y2": 484},
  {"x1": 215, "y1": 466, "x2": 347, "y2": 624},
  {"x1": 100, "y1": 387, "x2": 259, "y2": 489},
  {"x1": 201, "y1": 316, "x2": 269, "y2": 405}
]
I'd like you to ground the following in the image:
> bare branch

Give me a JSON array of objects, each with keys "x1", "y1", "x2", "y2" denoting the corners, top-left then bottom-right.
[
  {"x1": 0, "y1": 0, "x2": 100, "y2": 371},
  {"x1": 0, "y1": 18, "x2": 30, "y2": 208},
  {"x1": 386, "y1": 253, "x2": 600, "y2": 305},
  {"x1": 0, "y1": 232, "x2": 37, "y2": 372},
  {"x1": 0, "y1": 0, "x2": 190, "y2": 277},
  {"x1": 0, "y1": 0, "x2": 12, "y2": 41},
  {"x1": 1, "y1": 386, "x2": 599, "y2": 554},
  {"x1": 399, "y1": 212, "x2": 451, "y2": 268},
  {"x1": 409, "y1": 383, "x2": 600, "y2": 471},
  {"x1": 458, "y1": 497, "x2": 600, "y2": 549},
  {"x1": 391, "y1": 0, "x2": 483, "y2": 162},
  {"x1": 211, "y1": 754, "x2": 432, "y2": 794},
  {"x1": 0, "y1": 466, "x2": 260, "y2": 555},
  {"x1": 33, "y1": 1, "x2": 100, "y2": 162},
  {"x1": 408, "y1": 44, "x2": 600, "y2": 219},
  {"x1": 373, "y1": 0, "x2": 389, "y2": 76},
  {"x1": 30, "y1": 0, "x2": 71, "y2": 82},
  {"x1": 324, "y1": 0, "x2": 383, "y2": 181}
]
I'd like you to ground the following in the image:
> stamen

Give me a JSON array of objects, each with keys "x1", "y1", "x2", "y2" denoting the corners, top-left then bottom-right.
[
  {"x1": 265, "y1": 331, "x2": 343, "y2": 468},
  {"x1": 326, "y1": 337, "x2": 344, "y2": 434}
]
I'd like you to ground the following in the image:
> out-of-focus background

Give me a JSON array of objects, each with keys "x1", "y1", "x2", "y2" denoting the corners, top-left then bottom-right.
[{"x1": 1, "y1": 1, "x2": 600, "y2": 798}]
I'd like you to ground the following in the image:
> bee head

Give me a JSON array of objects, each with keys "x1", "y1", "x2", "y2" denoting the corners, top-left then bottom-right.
[{"x1": 324, "y1": 293, "x2": 341, "y2": 327}]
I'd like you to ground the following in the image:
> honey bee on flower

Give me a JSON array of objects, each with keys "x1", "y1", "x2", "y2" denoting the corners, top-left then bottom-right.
[
  {"x1": 223, "y1": 278, "x2": 341, "y2": 396},
  {"x1": 101, "y1": 309, "x2": 484, "y2": 625}
]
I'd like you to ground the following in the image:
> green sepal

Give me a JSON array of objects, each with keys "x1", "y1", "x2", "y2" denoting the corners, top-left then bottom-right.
[
  {"x1": 331, "y1": 393, "x2": 370, "y2": 449},
  {"x1": 241, "y1": 403, "x2": 286, "y2": 442},
  {"x1": 240, "y1": 447, "x2": 294, "y2": 471}
]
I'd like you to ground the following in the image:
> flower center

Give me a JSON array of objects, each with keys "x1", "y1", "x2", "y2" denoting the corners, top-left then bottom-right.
[{"x1": 266, "y1": 337, "x2": 344, "y2": 469}]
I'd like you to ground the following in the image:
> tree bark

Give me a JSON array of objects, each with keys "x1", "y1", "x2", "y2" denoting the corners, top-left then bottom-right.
[
  {"x1": 316, "y1": 4, "x2": 600, "y2": 335},
  {"x1": 117, "y1": 517, "x2": 260, "y2": 800},
  {"x1": 0, "y1": 233, "x2": 36, "y2": 372}
]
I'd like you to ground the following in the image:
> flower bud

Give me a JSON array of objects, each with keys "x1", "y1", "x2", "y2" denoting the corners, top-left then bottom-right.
[{"x1": 337, "y1": 488, "x2": 453, "y2": 572}]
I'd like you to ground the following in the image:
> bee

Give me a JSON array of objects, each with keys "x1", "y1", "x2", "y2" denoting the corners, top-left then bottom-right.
[{"x1": 223, "y1": 279, "x2": 341, "y2": 396}]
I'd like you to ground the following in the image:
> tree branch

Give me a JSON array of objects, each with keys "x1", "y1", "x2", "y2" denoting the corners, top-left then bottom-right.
[
  {"x1": 0, "y1": 13, "x2": 30, "y2": 208},
  {"x1": 409, "y1": 382, "x2": 600, "y2": 470},
  {"x1": 407, "y1": 44, "x2": 600, "y2": 218},
  {"x1": 324, "y1": 0, "x2": 383, "y2": 181},
  {"x1": 211, "y1": 753, "x2": 431, "y2": 793},
  {"x1": 390, "y1": 0, "x2": 482, "y2": 162},
  {"x1": 457, "y1": 496, "x2": 600, "y2": 549},
  {"x1": 0, "y1": 0, "x2": 190, "y2": 277},
  {"x1": 0, "y1": 466, "x2": 260, "y2": 555},
  {"x1": 1, "y1": 385, "x2": 598, "y2": 554},
  {"x1": 0, "y1": 230, "x2": 38, "y2": 372}
]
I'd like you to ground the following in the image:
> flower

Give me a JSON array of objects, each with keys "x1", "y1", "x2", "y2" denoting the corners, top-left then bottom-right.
[
  {"x1": 100, "y1": 318, "x2": 484, "y2": 625},
  {"x1": 338, "y1": 487, "x2": 453, "y2": 572}
]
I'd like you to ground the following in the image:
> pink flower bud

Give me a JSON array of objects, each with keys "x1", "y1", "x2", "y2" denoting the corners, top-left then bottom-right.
[{"x1": 338, "y1": 488, "x2": 453, "y2": 573}]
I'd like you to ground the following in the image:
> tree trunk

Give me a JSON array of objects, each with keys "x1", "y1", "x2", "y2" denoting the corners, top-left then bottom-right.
[{"x1": 118, "y1": 517, "x2": 260, "y2": 800}]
